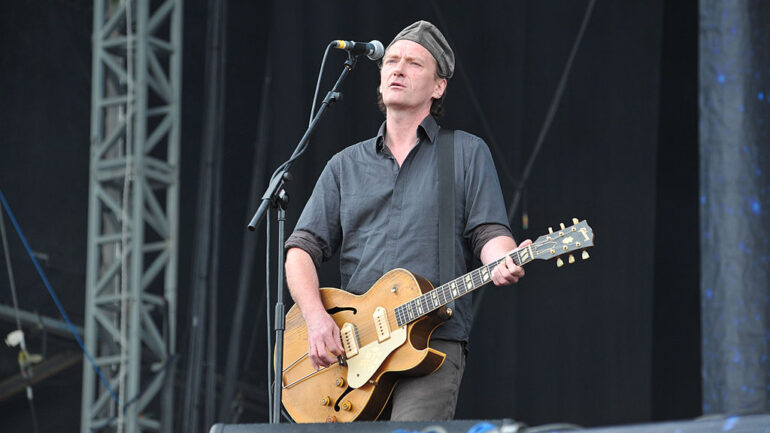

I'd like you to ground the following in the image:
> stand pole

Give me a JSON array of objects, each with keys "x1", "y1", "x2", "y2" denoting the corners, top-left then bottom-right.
[
  {"x1": 272, "y1": 197, "x2": 287, "y2": 423},
  {"x1": 247, "y1": 52, "x2": 359, "y2": 424}
]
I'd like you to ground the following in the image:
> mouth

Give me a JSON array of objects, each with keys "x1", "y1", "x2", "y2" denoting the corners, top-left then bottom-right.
[{"x1": 389, "y1": 82, "x2": 406, "y2": 89}]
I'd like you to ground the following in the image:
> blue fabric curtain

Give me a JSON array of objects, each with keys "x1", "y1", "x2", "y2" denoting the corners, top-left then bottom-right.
[{"x1": 700, "y1": 0, "x2": 770, "y2": 414}]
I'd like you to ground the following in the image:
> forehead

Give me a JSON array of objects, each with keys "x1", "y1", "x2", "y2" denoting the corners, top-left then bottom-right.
[{"x1": 384, "y1": 39, "x2": 435, "y2": 62}]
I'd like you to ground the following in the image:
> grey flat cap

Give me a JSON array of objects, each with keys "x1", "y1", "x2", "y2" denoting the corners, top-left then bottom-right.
[{"x1": 387, "y1": 20, "x2": 455, "y2": 79}]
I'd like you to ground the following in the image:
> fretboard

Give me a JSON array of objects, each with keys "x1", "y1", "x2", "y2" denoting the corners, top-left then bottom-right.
[{"x1": 394, "y1": 245, "x2": 535, "y2": 326}]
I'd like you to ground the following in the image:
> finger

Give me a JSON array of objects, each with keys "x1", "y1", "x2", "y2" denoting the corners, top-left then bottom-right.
[
  {"x1": 492, "y1": 265, "x2": 507, "y2": 286},
  {"x1": 312, "y1": 339, "x2": 334, "y2": 368},
  {"x1": 318, "y1": 346, "x2": 336, "y2": 366},
  {"x1": 308, "y1": 345, "x2": 320, "y2": 370},
  {"x1": 519, "y1": 238, "x2": 533, "y2": 248},
  {"x1": 491, "y1": 268, "x2": 501, "y2": 285},
  {"x1": 325, "y1": 335, "x2": 342, "y2": 358},
  {"x1": 505, "y1": 255, "x2": 516, "y2": 271},
  {"x1": 331, "y1": 327, "x2": 344, "y2": 354}
]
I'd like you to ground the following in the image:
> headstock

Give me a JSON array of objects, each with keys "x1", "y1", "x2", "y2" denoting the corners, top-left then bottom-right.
[{"x1": 531, "y1": 218, "x2": 594, "y2": 267}]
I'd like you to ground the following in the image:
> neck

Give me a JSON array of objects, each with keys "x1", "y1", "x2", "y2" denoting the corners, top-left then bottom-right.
[
  {"x1": 394, "y1": 245, "x2": 535, "y2": 326},
  {"x1": 385, "y1": 108, "x2": 430, "y2": 150}
]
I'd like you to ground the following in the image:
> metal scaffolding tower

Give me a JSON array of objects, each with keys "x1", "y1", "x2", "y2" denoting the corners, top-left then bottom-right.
[{"x1": 82, "y1": 1, "x2": 182, "y2": 432}]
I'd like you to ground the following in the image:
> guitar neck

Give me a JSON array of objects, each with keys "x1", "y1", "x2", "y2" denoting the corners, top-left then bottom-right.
[{"x1": 394, "y1": 244, "x2": 536, "y2": 326}]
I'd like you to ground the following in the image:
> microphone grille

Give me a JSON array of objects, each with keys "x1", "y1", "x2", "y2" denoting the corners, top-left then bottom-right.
[{"x1": 368, "y1": 40, "x2": 385, "y2": 61}]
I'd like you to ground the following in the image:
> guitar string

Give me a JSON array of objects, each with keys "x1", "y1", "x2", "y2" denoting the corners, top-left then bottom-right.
[
  {"x1": 283, "y1": 248, "x2": 535, "y2": 346},
  {"x1": 307, "y1": 249, "x2": 531, "y2": 344},
  {"x1": 282, "y1": 233, "x2": 590, "y2": 376},
  {"x1": 285, "y1": 236, "x2": 587, "y2": 343},
  {"x1": 284, "y1": 260, "x2": 509, "y2": 379},
  {"x1": 282, "y1": 241, "x2": 587, "y2": 376}
]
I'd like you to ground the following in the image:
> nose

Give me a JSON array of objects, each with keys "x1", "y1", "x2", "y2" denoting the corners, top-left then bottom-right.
[{"x1": 391, "y1": 58, "x2": 406, "y2": 75}]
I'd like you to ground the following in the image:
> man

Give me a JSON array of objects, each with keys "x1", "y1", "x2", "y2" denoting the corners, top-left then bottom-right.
[{"x1": 284, "y1": 20, "x2": 530, "y2": 421}]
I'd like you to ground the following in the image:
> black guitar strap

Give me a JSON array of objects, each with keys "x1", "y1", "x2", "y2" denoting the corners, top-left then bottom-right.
[{"x1": 437, "y1": 127, "x2": 455, "y2": 313}]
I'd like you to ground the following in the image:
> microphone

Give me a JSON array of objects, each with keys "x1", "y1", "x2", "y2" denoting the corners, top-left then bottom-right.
[{"x1": 332, "y1": 40, "x2": 385, "y2": 60}]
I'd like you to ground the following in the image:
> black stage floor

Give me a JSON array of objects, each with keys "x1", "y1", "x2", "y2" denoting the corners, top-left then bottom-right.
[{"x1": 210, "y1": 413, "x2": 770, "y2": 433}]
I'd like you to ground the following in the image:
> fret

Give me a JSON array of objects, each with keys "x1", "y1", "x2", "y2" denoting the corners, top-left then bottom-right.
[
  {"x1": 391, "y1": 239, "x2": 552, "y2": 327},
  {"x1": 517, "y1": 246, "x2": 531, "y2": 264},
  {"x1": 463, "y1": 275, "x2": 473, "y2": 293},
  {"x1": 449, "y1": 281, "x2": 459, "y2": 298},
  {"x1": 480, "y1": 266, "x2": 490, "y2": 283},
  {"x1": 472, "y1": 271, "x2": 484, "y2": 289}
]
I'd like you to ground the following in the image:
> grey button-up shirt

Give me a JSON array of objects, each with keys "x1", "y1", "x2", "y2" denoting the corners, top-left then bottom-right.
[{"x1": 288, "y1": 115, "x2": 510, "y2": 342}]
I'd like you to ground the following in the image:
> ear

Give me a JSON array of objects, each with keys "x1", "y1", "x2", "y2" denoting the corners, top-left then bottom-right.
[{"x1": 432, "y1": 78, "x2": 447, "y2": 100}]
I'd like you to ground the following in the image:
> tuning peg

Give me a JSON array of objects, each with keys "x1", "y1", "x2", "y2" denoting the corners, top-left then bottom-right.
[
  {"x1": 568, "y1": 254, "x2": 575, "y2": 264},
  {"x1": 572, "y1": 218, "x2": 579, "y2": 225},
  {"x1": 557, "y1": 257, "x2": 564, "y2": 267},
  {"x1": 560, "y1": 223, "x2": 566, "y2": 230},
  {"x1": 548, "y1": 227, "x2": 554, "y2": 234},
  {"x1": 582, "y1": 250, "x2": 590, "y2": 260}
]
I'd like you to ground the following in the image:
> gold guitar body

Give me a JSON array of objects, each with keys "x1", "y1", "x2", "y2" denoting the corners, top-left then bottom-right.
[{"x1": 281, "y1": 269, "x2": 449, "y2": 423}]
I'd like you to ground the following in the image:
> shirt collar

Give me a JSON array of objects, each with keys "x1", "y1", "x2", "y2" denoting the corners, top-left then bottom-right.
[{"x1": 374, "y1": 114, "x2": 441, "y2": 154}]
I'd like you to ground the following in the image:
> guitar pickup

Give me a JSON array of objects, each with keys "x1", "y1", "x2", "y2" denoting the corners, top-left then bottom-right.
[
  {"x1": 373, "y1": 307, "x2": 391, "y2": 342},
  {"x1": 340, "y1": 322, "x2": 359, "y2": 358}
]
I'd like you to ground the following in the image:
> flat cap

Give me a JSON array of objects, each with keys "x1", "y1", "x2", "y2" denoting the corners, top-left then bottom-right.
[{"x1": 387, "y1": 20, "x2": 455, "y2": 79}]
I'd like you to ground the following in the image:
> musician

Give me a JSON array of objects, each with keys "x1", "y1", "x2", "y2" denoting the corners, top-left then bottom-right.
[{"x1": 285, "y1": 20, "x2": 531, "y2": 421}]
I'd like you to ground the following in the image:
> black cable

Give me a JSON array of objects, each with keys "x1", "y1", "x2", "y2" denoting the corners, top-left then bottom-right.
[
  {"x1": 0, "y1": 202, "x2": 24, "y2": 339},
  {"x1": 309, "y1": 43, "x2": 335, "y2": 125},
  {"x1": 468, "y1": 0, "x2": 597, "y2": 322},
  {"x1": 429, "y1": 1, "x2": 517, "y2": 188},
  {"x1": 265, "y1": 207, "x2": 273, "y2": 420},
  {"x1": 507, "y1": 0, "x2": 597, "y2": 224},
  {"x1": 26, "y1": 391, "x2": 40, "y2": 433},
  {"x1": 0, "y1": 192, "x2": 39, "y2": 433},
  {"x1": 266, "y1": 41, "x2": 338, "y2": 189}
]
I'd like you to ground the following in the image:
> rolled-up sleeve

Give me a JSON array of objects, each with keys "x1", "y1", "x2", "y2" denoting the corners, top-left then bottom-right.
[
  {"x1": 285, "y1": 230, "x2": 325, "y2": 269},
  {"x1": 285, "y1": 157, "x2": 343, "y2": 263},
  {"x1": 469, "y1": 223, "x2": 513, "y2": 259}
]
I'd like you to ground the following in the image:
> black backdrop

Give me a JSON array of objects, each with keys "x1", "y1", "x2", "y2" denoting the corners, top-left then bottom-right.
[{"x1": 0, "y1": 1, "x2": 699, "y2": 431}]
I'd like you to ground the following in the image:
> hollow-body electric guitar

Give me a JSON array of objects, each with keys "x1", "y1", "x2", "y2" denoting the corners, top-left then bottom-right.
[{"x1": 280, "y1": 219, "x2": 594, "y2": 423}]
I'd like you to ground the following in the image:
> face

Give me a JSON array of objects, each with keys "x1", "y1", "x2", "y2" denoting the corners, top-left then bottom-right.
[{"x1": 379, "y1": 40, "x2": 446, "y2": 114}]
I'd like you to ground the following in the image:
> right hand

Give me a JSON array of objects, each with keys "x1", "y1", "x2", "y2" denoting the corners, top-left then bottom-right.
[{"x1": 305, "y1": 310, "x2": 344, "y2": 370}]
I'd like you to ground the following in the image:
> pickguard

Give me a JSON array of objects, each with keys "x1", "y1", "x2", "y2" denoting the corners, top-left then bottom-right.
[{"x1": 346, "y1": 326, "x2": 407, "y2": 389}]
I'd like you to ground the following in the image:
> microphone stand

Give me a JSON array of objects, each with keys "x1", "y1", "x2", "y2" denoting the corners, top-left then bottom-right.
[{"x1": 247, "y1": 52, "x2": 358, "y2": 424}]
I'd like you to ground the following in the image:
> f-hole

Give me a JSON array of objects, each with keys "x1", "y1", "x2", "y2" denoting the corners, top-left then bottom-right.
[
  {"x1": 334, "y1": 386, "x2": 354, "y2": 412},
  {"x1": 326, "y1": 306, "x2": 357, "y2": 315}
]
